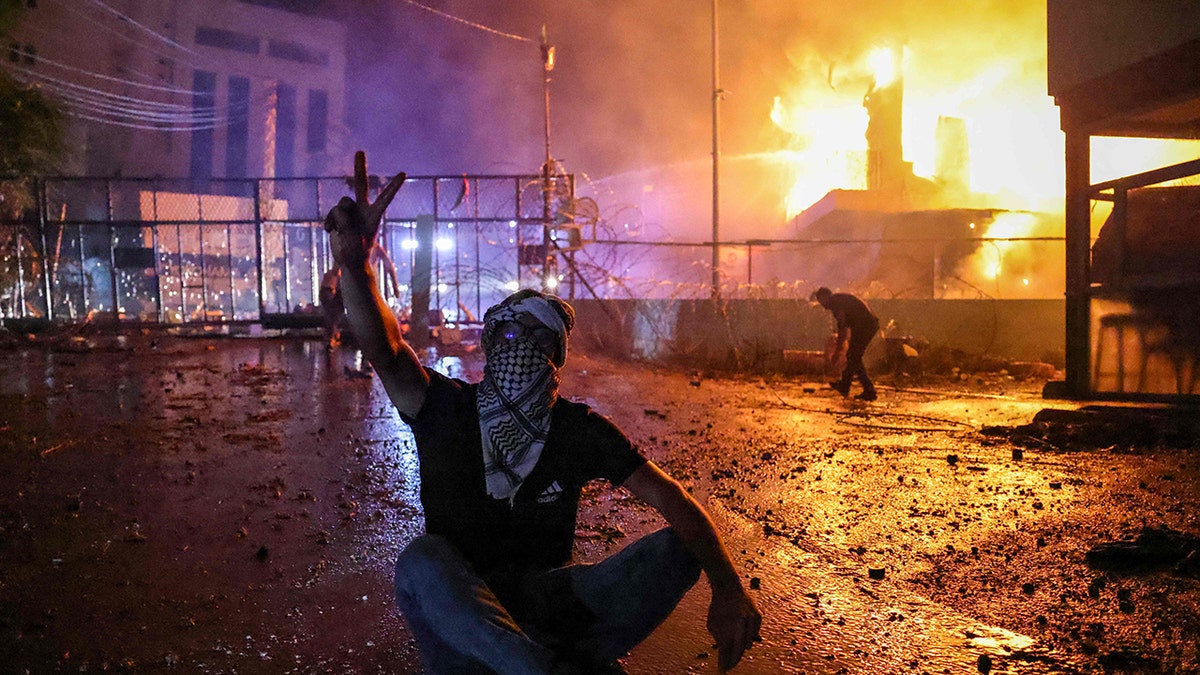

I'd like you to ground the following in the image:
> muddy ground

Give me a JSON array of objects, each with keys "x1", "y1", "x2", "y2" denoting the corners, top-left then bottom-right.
[{"x1": 1, "y1": 332, "x2": 1198, "y2": 674}]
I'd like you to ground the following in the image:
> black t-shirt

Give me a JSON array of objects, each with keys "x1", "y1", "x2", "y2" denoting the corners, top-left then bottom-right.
[
  {"x1": 400, "y1": 368, "x2": 647, "y2": 575},
  {"x1": 825, "y1": 293, "x2": 879, "y2": 333}
]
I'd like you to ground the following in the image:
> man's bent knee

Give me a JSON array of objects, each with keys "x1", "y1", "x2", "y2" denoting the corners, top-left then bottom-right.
[
  {"x1": 394, "y1": 534, "x2": 460, "y2": 599},
  {"x1": 649, "y1": 527, "x2": 702, "y2": 587}
]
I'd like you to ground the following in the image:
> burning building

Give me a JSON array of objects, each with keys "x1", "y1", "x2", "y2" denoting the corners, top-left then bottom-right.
[{"x1": 786, "y1": 44, "x2": 1063, "y2": 300}]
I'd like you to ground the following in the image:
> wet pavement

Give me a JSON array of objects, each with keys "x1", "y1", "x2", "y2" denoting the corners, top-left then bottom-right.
[{"x1": 1, "y1": 333, "x2": 1198, "y2": 674}]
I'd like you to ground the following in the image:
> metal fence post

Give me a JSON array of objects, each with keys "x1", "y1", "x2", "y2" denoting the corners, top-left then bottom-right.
[
  {"x1": 106, "y1": 179, "x2": 118, "y2": 319},
  {"x1": 15, "y1": 216, "x2": 26, "y2": 318},
  {"x1": 473, "y1": 178, "x2": 481, "y2": 320},
  {"x1": 37, "y1": 178, "x2": 53, "y2": 322},
  {"x1": 433, "y1": 179, "x2": 440, "y2": 315},
  {"x1": 151, "y1": 211, "x2": 163, "y2": 323},
  {"x1": 254, "y1": 178, "x2": 266, "y2": 321}
]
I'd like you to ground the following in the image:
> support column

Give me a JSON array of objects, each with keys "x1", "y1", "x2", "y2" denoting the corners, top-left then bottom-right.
[
  {"x1": 410, "y1": 214, "x2": 434, "y2": 349},
  {"x1": 1063, "y1": 124, "x2": 1091, "y2": 398}
]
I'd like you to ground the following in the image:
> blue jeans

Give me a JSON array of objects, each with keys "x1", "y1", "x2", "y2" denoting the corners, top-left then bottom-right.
[{"x1": 393, "y1": 528, "x2": 702, "y2": 674}]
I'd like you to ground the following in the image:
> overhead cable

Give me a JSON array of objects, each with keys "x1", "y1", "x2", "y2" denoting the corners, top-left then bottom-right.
[
  {"x1": 17, "y1": 20, "x2": 181, "y2": 90},
  {"x1": 23, "y1": 49, "x2": 197, "y2": 97},
  {"x1": 84, "y1": 0, "x2": 203, "y2": 57},
  {"x1": 46, "y1": 0, "x2": 198, "y2": 68},
  {"x1": 8, "y1": 63, "x2": 239, "y2": 116},
  {"x1": 64, "y1": 108, "x2": 232, "y2": 132},
  {"x1": 47, "y1": 87, "x2": 229, "y2": 124},
  {"x1": 46, "y1": 0, "x2": 275, "y2": 79},
  {"x1": 399, "y1": 0, "x2": 533, "y2": 44}
]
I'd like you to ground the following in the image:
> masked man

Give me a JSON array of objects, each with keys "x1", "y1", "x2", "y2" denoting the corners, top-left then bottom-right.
[{"x1": 324, "y1": 152, "x2": 761, "y2": 674}]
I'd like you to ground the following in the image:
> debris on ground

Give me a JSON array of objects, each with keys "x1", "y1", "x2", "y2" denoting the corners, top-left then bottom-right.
[
  {"x1": 1, "y1": 335, "x2": 1197, "y2": 673},
  {"x1": 1087, "y1": 526, "x2": 1200, "y2": 575},
  {"x1": 980, "y1": 405, "x2": 1200, "y2": 451}
]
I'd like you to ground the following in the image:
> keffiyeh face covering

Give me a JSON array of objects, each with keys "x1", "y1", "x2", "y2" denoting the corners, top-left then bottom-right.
[{"x1": 477, "y1": 297, "x2": 567, "y2": 502}]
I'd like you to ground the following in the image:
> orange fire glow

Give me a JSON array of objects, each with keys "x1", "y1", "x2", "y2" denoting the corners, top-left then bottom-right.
[
  {"x1": 976, "y1": 212, "x2": 1040, "y2": 281},
  {"x1": 769, "y1": 36, "x2": 1200, "y2": 297},
  {"x1": 771, "y1": 44, "x2": 1068, "y2": 217},
  {"x1": 771, "y1": 44, "x2": 1200, "y2": 220}
]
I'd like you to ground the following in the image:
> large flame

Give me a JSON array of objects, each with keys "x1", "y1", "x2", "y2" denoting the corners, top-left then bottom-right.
[
  {"x1": 770, "y1": 94, "x2": 868, "y2": 215},
  {"x1": 867, "y1": 46, "x2": 900, "y2": 89},
  {"x1": 975, "y1": 212, "x2": 1040, "y2": 281},
  {"x1": 771, "y1": 43, "x2": 1200, "y2": 221}
]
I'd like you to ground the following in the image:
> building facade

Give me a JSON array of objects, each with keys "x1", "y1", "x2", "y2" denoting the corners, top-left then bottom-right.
[{"x1": 7, "y1": 0, "x2": 347, "y2": 179}]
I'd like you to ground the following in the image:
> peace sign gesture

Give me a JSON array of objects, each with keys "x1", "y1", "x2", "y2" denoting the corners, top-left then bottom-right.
[{"x1": 324, "y1": 150, "x2": 407, "y2": 269}]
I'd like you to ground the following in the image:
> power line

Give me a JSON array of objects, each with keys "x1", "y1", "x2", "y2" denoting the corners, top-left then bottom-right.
[
  {"x1": 22, "y1": 48, "x2": 196, "y2": 97},
  {"x1": 18, "y1": 20, "x2": 179, "y2": 90},
  {"x1": 399, "y1": 0, "x2": 534, "y2": 44},
  {"x1": 48, "y1": 86, "x2": 227, "y2": 124},
  {"x1": 7, "y1": 63, "x2": 264, "y2": 133},
  {"x1": 10, "y1": 1, "x2": 326, "y2": 133},
  {"x1": 84, "y1": 0, "x2": 203, "y2": 58},
  {"x1": 45, "y1": 0, "x2": 197, "y2": 70},
  {"x1": 63, "y1": 99, "x2": 222, "y2": 126},
  {"x1": 45, "y1": 0, "x2": 280, "y2": 81},
  {"x1": 43, "y1": 87, "x2": 236, "y2": 128},
  {"x1": 64, "y1": 108, "x2": 232, "y2": 132},
  {"x1": 7, "y1": 63, "x2": 239, "y2": 119}
]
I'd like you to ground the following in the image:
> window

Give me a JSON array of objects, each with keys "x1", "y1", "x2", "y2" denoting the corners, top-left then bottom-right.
[
  {"x1": 195, "y1": 26, "x2": 259, "y2": 54},
  {"x1": 267, "y1": 40, "x2": 328, "y2": 66},
  {"x1": 275, "y1": 83, "x2": 296, "y2": 178},
  {"x1": 306, "y1": 89, "x2": 327, "y2": 153},
  {"x1": 226, "y1": 76, "x2": 250, "y2": 178},
  {"x1": 190, "y1": 70, "x2": 216, "y2": 182},
  {"x1": 9, "y1": 43, "x2": 34, "y2": 64}
]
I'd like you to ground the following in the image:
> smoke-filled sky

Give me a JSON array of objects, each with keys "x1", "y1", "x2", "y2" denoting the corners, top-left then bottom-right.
[{"x1": 341, "y1": 0, "x2": 1049, "y2": 183}]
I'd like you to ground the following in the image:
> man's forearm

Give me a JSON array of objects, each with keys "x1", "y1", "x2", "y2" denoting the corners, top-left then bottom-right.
[
  {"x1": 623, "y1": 461, "x2": 760, "y2": 670},
  {"x1": 668, "y1": 487, "x2": 742, "y2": 590},
  {"x1": 625, "y1": 463, "x2": 742, "y2": 590},
  {"x1": 338, "y1": 262, "x2": 407, "y2": 370}
]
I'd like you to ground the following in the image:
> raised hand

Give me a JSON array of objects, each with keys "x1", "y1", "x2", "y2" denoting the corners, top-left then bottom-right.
[{"x1": 324, "y1": 150, "x2": 406, "y2": 269}]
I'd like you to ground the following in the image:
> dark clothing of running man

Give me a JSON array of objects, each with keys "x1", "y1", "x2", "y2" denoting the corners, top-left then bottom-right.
[{"x1": 818, "y1": 290, "x2": 879, "y2": 399}]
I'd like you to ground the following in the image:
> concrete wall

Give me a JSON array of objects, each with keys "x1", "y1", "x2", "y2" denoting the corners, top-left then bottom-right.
[{"x1": 571, "y1": 298, "x2": 1065, "y2": 372}]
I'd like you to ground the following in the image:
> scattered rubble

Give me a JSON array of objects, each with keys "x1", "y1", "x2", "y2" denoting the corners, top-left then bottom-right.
[
  {"x1": 981, "y1": 406, "x2": 1200, "y2": 450},
  {"x1": 1, "y1": 335, "x2": 1197, "y2": 673},
  {"x1": 1087, "y1": 526, "x2": 1200, "y2": 576}
]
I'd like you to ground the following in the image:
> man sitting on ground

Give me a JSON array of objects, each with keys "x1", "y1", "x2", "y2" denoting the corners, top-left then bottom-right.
[{"x1": 324, "y1": 151, "x2": 762, "y2": 673}]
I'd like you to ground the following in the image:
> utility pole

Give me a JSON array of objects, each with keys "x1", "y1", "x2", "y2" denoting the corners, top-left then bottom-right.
[
  {"x1": 540, "y1": 25, "x2": 556, "y2": 294},
  {"x1": 711, "y1": 0, "x2": 721, "y2": 300}
]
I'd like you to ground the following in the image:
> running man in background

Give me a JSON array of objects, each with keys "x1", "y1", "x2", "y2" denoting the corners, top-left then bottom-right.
[{"x1": 812, "y1": 286, "x2": 880, "y2": 401}]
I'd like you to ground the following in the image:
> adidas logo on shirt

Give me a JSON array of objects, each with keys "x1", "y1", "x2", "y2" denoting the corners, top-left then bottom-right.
[{"x1": 537, "y1": 481, "x2": 563, "y2": 504}]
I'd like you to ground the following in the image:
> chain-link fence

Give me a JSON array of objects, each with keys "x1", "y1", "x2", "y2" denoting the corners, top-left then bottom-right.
[
  {"x1": 2, "y1": 174, "x2": 1067, "y2": 330},
  {"x1": 569, "y1": 236, "x2": 1066, "y2": 302},
  {"x1": 0, "y1": 174, "x2": 574, "y2": 327}
]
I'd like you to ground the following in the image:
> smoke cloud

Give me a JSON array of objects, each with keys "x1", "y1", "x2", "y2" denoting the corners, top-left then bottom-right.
[{"x1": 342, "y1": 0, "x2": 1049, "y2": 240}]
